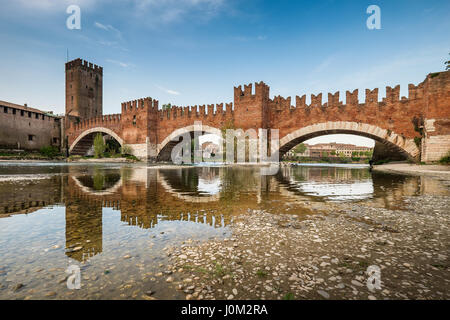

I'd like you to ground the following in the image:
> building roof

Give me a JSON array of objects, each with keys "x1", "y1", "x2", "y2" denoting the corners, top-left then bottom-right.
[
  {"x1": 0, "y1": 100, "x2": 61, "y2": 118},
  {"x1": 308, "y1": 142, "x2": 372, "y2": 150}
]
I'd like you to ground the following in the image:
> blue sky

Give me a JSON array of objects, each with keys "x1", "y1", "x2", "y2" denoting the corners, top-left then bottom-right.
[{"x1": 0, "y1": 0, "x2": 449, "y2": 146}]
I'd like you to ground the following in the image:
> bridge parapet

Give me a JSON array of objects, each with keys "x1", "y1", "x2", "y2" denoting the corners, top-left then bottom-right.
[
  {"x1": 69, "y1": 114, "x2": 122, "y2": 132},
  {"x1": 158, "y1": 102, "x2": 234, "y2": 121}
]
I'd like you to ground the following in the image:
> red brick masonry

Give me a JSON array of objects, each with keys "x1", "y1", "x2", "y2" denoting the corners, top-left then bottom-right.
[{"x1": 66, "y1": 71, "x2": 450, "y2": 162}]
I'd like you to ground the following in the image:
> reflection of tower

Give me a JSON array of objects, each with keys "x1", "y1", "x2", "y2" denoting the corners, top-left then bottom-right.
[
  {"x1": 120, "y1": 169, "x2": 157, "y2": 229},
  {"x1": 65, "y1": 199, "x2": 103, "y2": 262}
]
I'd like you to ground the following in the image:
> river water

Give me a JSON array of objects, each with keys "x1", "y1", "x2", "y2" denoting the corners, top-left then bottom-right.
[{"x1": 0, "y1": 162, "x2": 448, "y2": 299}]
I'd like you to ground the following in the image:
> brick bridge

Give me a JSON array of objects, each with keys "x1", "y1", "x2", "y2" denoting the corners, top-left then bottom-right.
[{"x1": 66, "y1": 71, "x2": 450, "y2": 162}]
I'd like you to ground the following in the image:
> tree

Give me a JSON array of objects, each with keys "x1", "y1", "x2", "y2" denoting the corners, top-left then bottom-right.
[
  {"x1": 446, "y1": 53, "x2": 450, "y2": 71},
  {"x1": 93, "y1": 133, "x2": 106, "y2": 158},
  {"x1": 162, "y1": 103, "x2": 172, "y2": 110},
  {"x1": 293, "y1": 143, "x2": 307, "y2": 154}
]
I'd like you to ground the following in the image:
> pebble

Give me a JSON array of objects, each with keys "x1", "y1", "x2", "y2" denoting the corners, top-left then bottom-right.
[{"x1": 317, "y1": 290, "x2": 330, "y2": 299}]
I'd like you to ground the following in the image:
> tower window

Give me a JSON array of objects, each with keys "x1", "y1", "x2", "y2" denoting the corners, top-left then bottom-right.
[
  {"x1": 133, "y1": 115, "x2": 137, "y2": 126},
  {"x1": 28, "y1": 135, "x2": 35, "y2": 141},
  {"x1": 3, "y1": 107, "x2": 7, "y2": 113}
]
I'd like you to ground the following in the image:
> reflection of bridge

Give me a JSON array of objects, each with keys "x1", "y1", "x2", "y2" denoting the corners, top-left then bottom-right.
[
  {"x1": 2, "y1": 165, "x2": 449, "y2": 263},
  {"x1": 66, "y1": 64, "x2": 450, "y2": 163}
]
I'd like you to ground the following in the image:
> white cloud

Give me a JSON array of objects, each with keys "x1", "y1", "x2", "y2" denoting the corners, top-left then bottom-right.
[
  {"x1": 9, "y1": 0, "x2": 228, "y2": 26},
  {"x1": 312, "y1": 56, "x2": 335, "y2": 74},
  {"x1": 232, "y1": 35, "x2": 267, "y2": 42},
  {"x1": 106, "y1": 59, "x2": 133, "y2": 68},
  {"x1": 94, "y1": 22, "x2": 122, "y2": 39},
  {"x1": 156, "y1": 85, "x2": 180, "y2": 95},
  {"x1": 305, "y1": 134, "x2": 375, "y2": 147},
  {"x1": 133, "y1": 0, "x2": 226, "y2": 24},
  {"x1": 94, "y1": 22, "x2": 109, "y2": 30},
  {"x1": 166, "y1": 90, "x2": 180, "y2": 96},
  {"x1": 14, "y1": 0, "x2": 100, "y2": 12}
]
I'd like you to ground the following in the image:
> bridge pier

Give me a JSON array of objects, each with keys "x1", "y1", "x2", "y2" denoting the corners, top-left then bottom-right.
[
  {"x1": 125, "y1": 137, "x2": 158, "y2": 161},
  {"x1": 421, "y1": 119, "x2": 450, "y2": 162}
]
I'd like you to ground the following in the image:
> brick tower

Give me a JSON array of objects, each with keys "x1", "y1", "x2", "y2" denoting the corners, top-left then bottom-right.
[{"x1": 65, "y1": 58, "x2": 103, "y2": 120}]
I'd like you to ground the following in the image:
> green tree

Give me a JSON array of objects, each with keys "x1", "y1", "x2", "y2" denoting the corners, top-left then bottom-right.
[
  {"x1": 162, "y1": 103, "x2": 172, "y2": 110},
  {"x1": 93, "y1": 133, "x2": 106, "y2": 158},
  {"x1": 446, "y1": 53, "x2": 449, "y2": 71},
  {"x1": 293, "y1": 143, "x2": 307, "y2": 154}
]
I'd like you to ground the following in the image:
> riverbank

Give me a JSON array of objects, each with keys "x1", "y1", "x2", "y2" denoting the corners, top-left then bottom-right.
[
  {"x1": 164, "y1": 193, "x2": 450, "y2": 300},
  {"x1": 373, "y1": 163, "x2": 450, "y2": 177},
  {"x1": 67, "y1": 157, "x2": 138, "y2": 163}
]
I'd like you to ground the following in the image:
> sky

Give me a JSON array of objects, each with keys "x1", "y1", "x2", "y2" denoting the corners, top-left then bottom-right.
[{"x1": 0, "y1": 0, "x2": 449, "y2": 147}]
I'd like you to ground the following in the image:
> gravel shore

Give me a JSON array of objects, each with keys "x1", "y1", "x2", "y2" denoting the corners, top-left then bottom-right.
[
  {"x1": 164, "y1": 194, "x2": 449, "y2": 300},
  {"x1": 373, "y1": 163, "x2": 450, "y2": 177}
]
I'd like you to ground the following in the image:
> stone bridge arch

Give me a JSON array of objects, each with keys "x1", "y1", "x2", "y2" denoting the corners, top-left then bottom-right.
[
  {"x1": 69, "y1": 127, "x2": 124, "y2": 155},
  {"x1": 157, "y1": 124, "x2": 222, "y2": 161},
  {"x1": 277, "y1": 121, "x2": 421, "y2": 160}
]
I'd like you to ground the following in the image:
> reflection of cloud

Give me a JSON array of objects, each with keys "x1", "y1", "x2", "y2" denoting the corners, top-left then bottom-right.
[
  {"x1": 298, "y1": 181, "x2": 374, "y2": 201},
  {"x1": 198, "y1": 178, "x2": 221, "y2": 195}
]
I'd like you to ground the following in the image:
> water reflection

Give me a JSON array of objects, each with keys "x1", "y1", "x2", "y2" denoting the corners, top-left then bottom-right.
[
  {"x1": 0, "y1": 164, "x2": 449, "y2": 265},
  {"x1": 277, "y1": 166, "x2": 374, "y2": 201}
]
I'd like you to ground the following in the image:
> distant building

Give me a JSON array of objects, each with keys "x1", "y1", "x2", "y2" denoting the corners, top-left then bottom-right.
[
  {"x1": 202, "y1": 142, "x2": 220, "y2": 159},
  {"x1": 0, "y1": 100, "x2": 62, "y2": 151},
  {"x1": 286, "y1": 142, "x2": 373, "y2": 159}
]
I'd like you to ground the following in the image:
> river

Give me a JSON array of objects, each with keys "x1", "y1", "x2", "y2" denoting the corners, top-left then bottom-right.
[{"x1": 0, "y1": 162, "x2": 448, "y2": 300}]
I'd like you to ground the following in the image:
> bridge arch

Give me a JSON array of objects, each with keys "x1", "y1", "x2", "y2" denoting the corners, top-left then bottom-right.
[
  {"x1": 69, "y1": 127, "x2": 124, "y2": 155},
  {"x1": 277, "y1": 121, "x2": 420, "y2": 160},
  {"x1": 157, "y1": 125, "x2": 222, "y2": 161}
]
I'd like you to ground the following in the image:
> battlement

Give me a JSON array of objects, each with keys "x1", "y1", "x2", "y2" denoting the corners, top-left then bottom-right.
[
  {"x1": 65, "y1": 58, "x2": 103, "y2": 74},
  {"x1": 158, "y1": 102, "x2": 233, "y2": 121},
  {"x1": 234, "y1": 81, "x2": 270, "y2": 100},
  {"x1": 286, "y1": 82, "x2": 433, "y2": 111},
  {"x1": 121, "y1": 97, "x2": 159, "y2": 113},
  {"x1": 71, "y1": 114, "x2": 121, "y2": 131}
]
